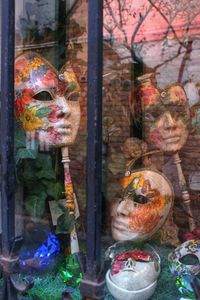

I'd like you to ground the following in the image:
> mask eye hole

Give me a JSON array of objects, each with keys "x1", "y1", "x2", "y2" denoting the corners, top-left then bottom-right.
[
  {"x1": 134, "y1": 195, "x2": 149, "y2": 204},
  {"x1": 33, "y1": 91, "x2": 53, "y2": 101},
  {"x1": 179, "y1": 254, "x2": 199, "y2": 265},
  {"x1": 144, "y1": 113, "x2": 155, "y2": 122},
  {"x1": 67, "y1": 92, "x2": 80, "y2": 102}
]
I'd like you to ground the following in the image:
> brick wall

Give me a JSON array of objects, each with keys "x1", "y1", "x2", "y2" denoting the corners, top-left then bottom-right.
[{"x1": 68, "y1": 42, "x2": 132, "y2": 230}]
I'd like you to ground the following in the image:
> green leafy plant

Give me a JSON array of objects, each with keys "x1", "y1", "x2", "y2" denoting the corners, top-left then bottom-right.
[{"x1": 15, "y1": 122, "x2": 74, "y2": 232}]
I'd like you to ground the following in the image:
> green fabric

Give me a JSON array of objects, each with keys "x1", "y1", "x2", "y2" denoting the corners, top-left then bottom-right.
[{"x1": 24, "y1": 273, "x2": 82, "y2": 300}]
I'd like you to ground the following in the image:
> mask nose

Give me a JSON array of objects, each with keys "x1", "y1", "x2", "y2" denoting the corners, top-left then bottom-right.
[
  {"x1": 162, "y1": 112, "x2": 177, "y2": 130},
  {"x1": 116, "y1": 199, "x2": 133, "y2": 216},
  {"x1": 56, "y1": 97, "x2": 70, "y2": 117},
  {"x1": 125, "y1": 258, "x2": 136, "y2": 269}
]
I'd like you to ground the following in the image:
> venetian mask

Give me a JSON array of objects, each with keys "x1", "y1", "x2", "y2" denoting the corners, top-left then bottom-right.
[
  {"x1": 111, "y1": 169, "x2": 173, "y2": 241},
  {"x1": 110, "y1": 250, "x2": 160, "y2": 291},
  {"x1": 106, "y1": 241, "x2": 161, "y2": 300},
  {"x1": 135, "y1": 74, "x2": 190, "y2": 153},
  {"x1": 15, "y1": 51, "x2": 81, "y2": 150},
  {"x1": 168, "y1": 239, "x2": 200, "y2": 276}
]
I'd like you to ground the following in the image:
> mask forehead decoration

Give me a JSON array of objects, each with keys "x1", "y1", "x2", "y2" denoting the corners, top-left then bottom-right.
[
  {"x1": 15, "y1": 51, "x2": 81, "y2": 150},
  {"x1": 111, "y1": 250, "x2": 152, "y2": 275},
  {"x1": 133, "y1": 73, "x2": 190, "y2": 153}
]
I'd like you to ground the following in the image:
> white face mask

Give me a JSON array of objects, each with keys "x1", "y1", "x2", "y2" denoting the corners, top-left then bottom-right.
[
  {"x1": 106, "y1": 241, "x2": 161, "y2": 292},
  {"x1": 15, "y1": 52, "x2": 81, "y2": 150},
  {"x1": 111, "y1": 169, "x2": 173, "y2": 242}
]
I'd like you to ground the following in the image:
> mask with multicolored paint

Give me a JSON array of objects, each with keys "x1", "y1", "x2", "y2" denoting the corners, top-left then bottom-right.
[
  {"x1": 168, "y1": 239, "x2": 200, "y2": 277},
  {"x1": 15, "y1": 51, "x2": 81, "y2": 150},
  {"x1": 134, "y1": 74, "x2": 190, "y2": 153}
]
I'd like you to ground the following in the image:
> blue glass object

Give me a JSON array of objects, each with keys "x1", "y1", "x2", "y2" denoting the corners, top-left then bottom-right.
[
  {"x1": 34, "y1": 232, "x2": 60, "y2": 259},
  {"x1": 19, "y1": 232, "x2": 60, "y2": 270}
]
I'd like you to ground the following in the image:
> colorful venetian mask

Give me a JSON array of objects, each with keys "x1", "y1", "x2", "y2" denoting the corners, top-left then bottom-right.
[
  {"x1": 168, "y1": 239, "x2": 200, "y2": 277},
  {"x1": 134, "y1": 74, "x2": 190, "y2": 153},
  {"x1": 111, "y1": 169, "x2": 173, "y2": 241},
  {"x1": 15, "y1": 51, "x2": 81, "y2": 149}
]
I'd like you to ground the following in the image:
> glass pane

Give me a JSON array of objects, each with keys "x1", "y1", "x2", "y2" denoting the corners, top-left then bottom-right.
[
  {"x1": 1, "y1": 0, "x2": 200, "y2": 299},
  {"x1": 0, "y1": 0, "x2": 2, "y2": 237},
  {"x1": 104, "y1": 1, "x2": 200, "y2": 299},
  {"x1": 14, "y1": 1, "x2": 88, "y2": 298}
]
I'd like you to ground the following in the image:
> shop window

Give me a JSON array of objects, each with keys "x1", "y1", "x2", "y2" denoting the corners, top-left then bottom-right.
[{"x1": 1, "y1": 0, "x2": 200, "y2": 299}]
